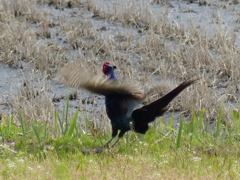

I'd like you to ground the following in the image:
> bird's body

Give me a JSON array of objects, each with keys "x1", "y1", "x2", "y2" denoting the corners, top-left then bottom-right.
[
  {"x1": 101, "y1": 62, "x2": 144, "y2": 145},
  {"x1": 105, "y1": 94, "x2": 141, "y2": 134},
  {"x1": 59, "y1": 62, "x2": 197, "y2": 148}
]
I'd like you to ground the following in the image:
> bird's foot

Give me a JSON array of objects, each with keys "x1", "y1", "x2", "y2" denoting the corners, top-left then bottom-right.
[{"x1": 102, "y1": 143, "x2": 111, "y2": 149}]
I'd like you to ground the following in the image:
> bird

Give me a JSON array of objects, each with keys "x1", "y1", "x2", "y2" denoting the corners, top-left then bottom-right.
[{"x1": 59, "y1": 62, "x2": 197, "y2": 148}]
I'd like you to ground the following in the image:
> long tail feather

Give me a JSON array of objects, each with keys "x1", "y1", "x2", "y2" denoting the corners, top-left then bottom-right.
[
  {"x1": 132, "y1": 79, "x2": 197, "y2": 126},
  {"x1": 144, "y1": 79, "x2": 197, "y2": 117}
]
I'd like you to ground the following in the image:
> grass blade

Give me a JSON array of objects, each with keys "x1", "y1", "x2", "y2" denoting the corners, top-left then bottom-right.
[
  {"x1": 63, "y1": 96, "x2": 70, "y2": 135},
  {"x1": 67, "y1": 110, "x2": 78, "y2": 136},
  {"x1": 7, "y1": 115, "x2": 12, "y2": 133},
  {"x1": 55, "y1": 110, "x2": 63, "y2": 136},
  {"x1": 168, "y1": 112, "x2": 174, "y2": 129},
  {"x1": 176, "y1": 116, "x2": 183, "y2": 149},
  {"x1": 215, "y1": 107, "x2": 222, "y2": 138},
  {"x1": 32, "y1": 125, "x2": 41, "y2": 146},
  {"x1": 18, "y1": 111, "x2": 26, "y2": 142}
]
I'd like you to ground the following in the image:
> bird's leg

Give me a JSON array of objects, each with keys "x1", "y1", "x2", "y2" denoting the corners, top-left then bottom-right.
[
  {"x1": 103, "y1": 137, "x2": 115, "y2": 148},
  {"x1": 103, "y1": 128, "x2": 118, "y2": 148},
  {"x1": 111, "y1": 130, "x2": 126, "y2": 148},
  {"x1": 111, "y1": 137, "x2": 120, "y2": 148}
]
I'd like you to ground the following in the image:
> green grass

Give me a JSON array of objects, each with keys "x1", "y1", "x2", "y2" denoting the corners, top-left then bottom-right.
[{"x1": 0, "y1": 105, "x2": 240, "y2": 179}]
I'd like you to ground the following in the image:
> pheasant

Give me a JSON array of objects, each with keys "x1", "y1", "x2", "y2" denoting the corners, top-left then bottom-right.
[{"x1": 59, "y1": 62, "x2": 197, "y2": 148}]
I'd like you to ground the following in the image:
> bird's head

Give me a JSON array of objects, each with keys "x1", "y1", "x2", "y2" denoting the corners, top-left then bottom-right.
[
  {"x1": 102, "y1": 62, "x2": 118, "y2": 80},
  {"x1": 102, "y1": 62, "x2": 117, "y2": 78}
]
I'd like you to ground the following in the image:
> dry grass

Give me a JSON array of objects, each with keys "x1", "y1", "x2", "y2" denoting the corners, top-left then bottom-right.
[
  {"x1": 0, "y1": 0, "x2": 239, "y2": 138},
  {"x1": 9, "y1": 78, "x2": 55, "y2": 122}
]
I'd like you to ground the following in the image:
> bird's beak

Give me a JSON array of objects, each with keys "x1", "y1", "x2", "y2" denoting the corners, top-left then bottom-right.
[{"x1": 113, "y1": 66, "x2": 117, "y2": 69}]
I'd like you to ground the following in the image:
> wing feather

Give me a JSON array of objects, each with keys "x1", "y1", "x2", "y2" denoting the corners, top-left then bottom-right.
[{"x1": 58, "y1": 63, "x2": 144, "y2": 100}]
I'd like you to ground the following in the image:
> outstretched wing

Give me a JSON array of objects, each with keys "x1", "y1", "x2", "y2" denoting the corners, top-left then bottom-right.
[{"x1": 58, "y1": 63, "x2": 144, "y2": 100}]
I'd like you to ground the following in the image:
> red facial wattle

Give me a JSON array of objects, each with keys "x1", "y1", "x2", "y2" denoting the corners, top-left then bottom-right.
[{"x1": 102, "y1": 62, "x2": 110, "y2": 75}]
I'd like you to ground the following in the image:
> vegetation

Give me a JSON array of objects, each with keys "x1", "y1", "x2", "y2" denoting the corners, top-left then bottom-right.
[
  {"x1": 0, "y1": 0, "x2": 240, "y2": 179},
  {"x1": 1, "y1": 106, "x2": 240, "y2": 179}
]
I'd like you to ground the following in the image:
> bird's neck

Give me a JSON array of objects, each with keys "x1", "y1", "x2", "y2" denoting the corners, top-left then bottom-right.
[{"x1": 108, "y1": 70, "x2": 118, "y2": 80}]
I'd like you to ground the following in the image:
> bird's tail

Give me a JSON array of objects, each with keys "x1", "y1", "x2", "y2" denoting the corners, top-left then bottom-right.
[{"x1": 131, "y1": 78, "x2": 198, "y2": 134}]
